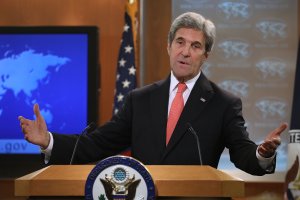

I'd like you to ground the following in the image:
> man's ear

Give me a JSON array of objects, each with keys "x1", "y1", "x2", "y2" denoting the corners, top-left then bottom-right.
[
  {"x1": 204, "y1": 51, "x2": 210, "y2": 60},
  {"x1": 167, "y1": 43, "x2": 170, "y2": 55}
]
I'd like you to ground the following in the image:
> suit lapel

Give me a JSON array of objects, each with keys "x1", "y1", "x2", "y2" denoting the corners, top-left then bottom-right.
[
  {"x1": 149, "y1": 77, "x2": 170, "y2": 156},
  {"x1": 161, "y1": 73, "x2": 214, "y2": 161}
]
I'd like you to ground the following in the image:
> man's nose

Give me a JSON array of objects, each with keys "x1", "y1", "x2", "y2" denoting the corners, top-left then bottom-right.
[{"x1": 181, "y1": 45, "x2": 191, "y2": 57}]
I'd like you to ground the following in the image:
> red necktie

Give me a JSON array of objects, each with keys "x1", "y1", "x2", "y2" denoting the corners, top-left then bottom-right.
[{"x1": 166, "y1": 83, "x2": 187, "y2": 145}]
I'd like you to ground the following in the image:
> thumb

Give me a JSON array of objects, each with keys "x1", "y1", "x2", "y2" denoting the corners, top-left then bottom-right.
[{"x1": 33, "y1": 103, "x2": 42, "y2": 120}]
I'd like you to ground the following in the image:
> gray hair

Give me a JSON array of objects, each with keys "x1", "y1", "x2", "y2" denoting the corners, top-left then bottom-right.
[{"x1": 168, "y1": 12, "x2": 216, "y2": 53}]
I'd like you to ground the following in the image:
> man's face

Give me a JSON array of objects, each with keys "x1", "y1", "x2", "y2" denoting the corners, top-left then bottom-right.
[{"x1": 167, "y1": 28, "x2": 209, "y2": 82}]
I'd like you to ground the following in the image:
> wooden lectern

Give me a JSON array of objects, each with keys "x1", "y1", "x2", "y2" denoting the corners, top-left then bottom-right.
[{"x1": 15, "y1": 165, "x2": 244, "y2": 199}]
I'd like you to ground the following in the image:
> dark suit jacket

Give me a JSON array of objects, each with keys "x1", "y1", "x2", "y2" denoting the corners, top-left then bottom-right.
[{"x1": 49, "y1": 73, "x2": 273, "y2": 175}]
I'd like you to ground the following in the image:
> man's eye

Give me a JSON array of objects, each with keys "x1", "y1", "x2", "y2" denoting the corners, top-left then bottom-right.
[
  {"x1": 176, "y1": 40, "x2": 183, "y2": 44},
  {"x1": 192, "y1": 44, "x2": 201, "y2": 49}
]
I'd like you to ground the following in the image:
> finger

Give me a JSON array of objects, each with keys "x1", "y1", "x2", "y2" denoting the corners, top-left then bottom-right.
[
  {"x1": 18, "y1": 116, "x2": 24, "y2": 124},
  {"x1": 262, "y1": 140, "x2": 279, "y2": 151},
  {"x1": 18, "y1": 116, "x2": 28, "y2": 124},
  {"x1": 271, "y1": 137, "x2": 281, "y2": 146},
  {"x1": 272, "y1": 122, "x2": 288, "y2": 137},
  {"x1": 259, "y1": 142, "x2": 278, "y2": 158},
  {"x1": 258, "y1": 144, "x2": 275, "y2": 158},
  {"x1": 24, "y1": 133, "x2": 30, "y2": 141},
  {"x1": 18, "y1": 116, "x2": 30, "y2": 126},
  {"x1": 21, "y1": 123, "x2": 29, "y2": 134}
]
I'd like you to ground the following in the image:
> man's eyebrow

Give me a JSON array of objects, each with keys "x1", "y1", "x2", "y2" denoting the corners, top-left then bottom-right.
[
  {"x1": 175, "y1": 36, "x2": 184, "y2": 40},
  {"x1": 191, "y1": 41, "x2": 202, "y2": 45}
]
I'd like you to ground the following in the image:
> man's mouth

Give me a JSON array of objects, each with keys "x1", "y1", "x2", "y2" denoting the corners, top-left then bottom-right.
[{"x1": 178, "y1": 60, "x2": 189, "y2": 65}]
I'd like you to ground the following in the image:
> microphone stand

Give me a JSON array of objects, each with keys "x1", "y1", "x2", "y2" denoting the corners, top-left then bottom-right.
[
  {"x1": 69, "y1": 122, "x2": 95, "y2": 165},
  {"x1": 186, "y1": 122, "x2": 203, "y2": 165}
]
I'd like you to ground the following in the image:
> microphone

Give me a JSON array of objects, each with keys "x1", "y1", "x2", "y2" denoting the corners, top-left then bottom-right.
[
  {"x1": 186, "y1": 123, "x2": 203, "y2": 165},
  {"x1": 70, "y1": 122, "x2": 96, "y2": 165}
]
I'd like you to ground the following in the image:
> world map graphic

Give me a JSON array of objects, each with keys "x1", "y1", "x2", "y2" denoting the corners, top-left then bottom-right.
[
  {"x1": 0, "y1": 33, "x2": 89, "y2": 153},
  {"x1": 0, "y1": 49, "x2": 70, "y2": 124}
]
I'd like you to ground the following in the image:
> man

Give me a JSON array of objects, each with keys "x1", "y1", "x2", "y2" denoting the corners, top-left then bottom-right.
[{"x1": 19, "y1": 12, "x2": 287, "y2": 175}]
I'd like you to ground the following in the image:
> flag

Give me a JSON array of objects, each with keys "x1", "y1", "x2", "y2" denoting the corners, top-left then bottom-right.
[
  {"x1": 113, "y1": 2, "x2": 137, "y2": 115},
  {"x1": 290, "y1": 42, "x2": 300, "y2": 129}
]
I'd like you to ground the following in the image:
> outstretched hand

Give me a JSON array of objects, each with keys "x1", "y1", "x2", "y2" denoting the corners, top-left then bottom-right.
[
  {"x1": 258, "y1": 122, "x2": 288, "y2": 158},
  {"x1": 18, "y1": 104, "x2": 50, "y2": 149}
]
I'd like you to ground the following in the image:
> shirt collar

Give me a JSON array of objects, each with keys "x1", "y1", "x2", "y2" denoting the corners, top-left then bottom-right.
[{"x1": 169, "y1": 71, "x2": 201, "y2": 94}]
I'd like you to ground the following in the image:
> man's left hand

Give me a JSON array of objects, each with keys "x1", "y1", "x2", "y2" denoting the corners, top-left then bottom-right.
[{"x1": 258, "y1": 122, "x2": 288, "y2": 158}]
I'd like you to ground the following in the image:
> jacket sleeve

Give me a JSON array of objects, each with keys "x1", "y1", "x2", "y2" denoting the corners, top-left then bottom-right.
[
  {"x1": 223, "y1": 97, "x2": 274, "y2": 175},
  {"x1": 48, "y1": 92, "x2": 134, "y2": 165}
]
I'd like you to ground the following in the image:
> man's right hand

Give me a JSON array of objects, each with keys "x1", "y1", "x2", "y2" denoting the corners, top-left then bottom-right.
[{"x1": 18, "y1": 103, "x2": 50, "y2": 149}]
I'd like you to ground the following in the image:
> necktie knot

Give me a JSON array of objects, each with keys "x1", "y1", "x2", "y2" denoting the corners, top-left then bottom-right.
[{"x1": 177, "y1": 83, "x2": 187, "y2": 94}]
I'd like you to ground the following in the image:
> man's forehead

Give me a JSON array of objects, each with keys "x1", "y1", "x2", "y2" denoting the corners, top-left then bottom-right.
[{"x1": 174, "y1": 28, "x2": 204, "y2": 43}]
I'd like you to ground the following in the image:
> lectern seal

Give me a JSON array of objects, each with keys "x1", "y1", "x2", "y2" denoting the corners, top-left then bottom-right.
[{"x1": 85, "y1": 155, "x2": 156, "y2": 200}]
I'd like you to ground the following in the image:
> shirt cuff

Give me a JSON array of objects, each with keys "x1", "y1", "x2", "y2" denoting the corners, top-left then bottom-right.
[
  {"x1": 40, "y1": 131, "x2": 53, "y2": 164},
  {"x1": 256, "y1": 146, "x2": 276, "y2": 172}
]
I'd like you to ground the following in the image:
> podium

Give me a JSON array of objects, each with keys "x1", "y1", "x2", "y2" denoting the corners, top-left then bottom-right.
[{"x1": 15, "y1": 165, "x2": 244, "y2": 199}]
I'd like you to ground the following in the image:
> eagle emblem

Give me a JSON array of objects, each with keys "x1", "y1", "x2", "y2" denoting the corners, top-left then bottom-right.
[
  {"x1": 85, "y1": 156, "x2": 155, "y2": 200},
  {"x1": 100, "y1": 167, "x2": 141, "y2": 200}
]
